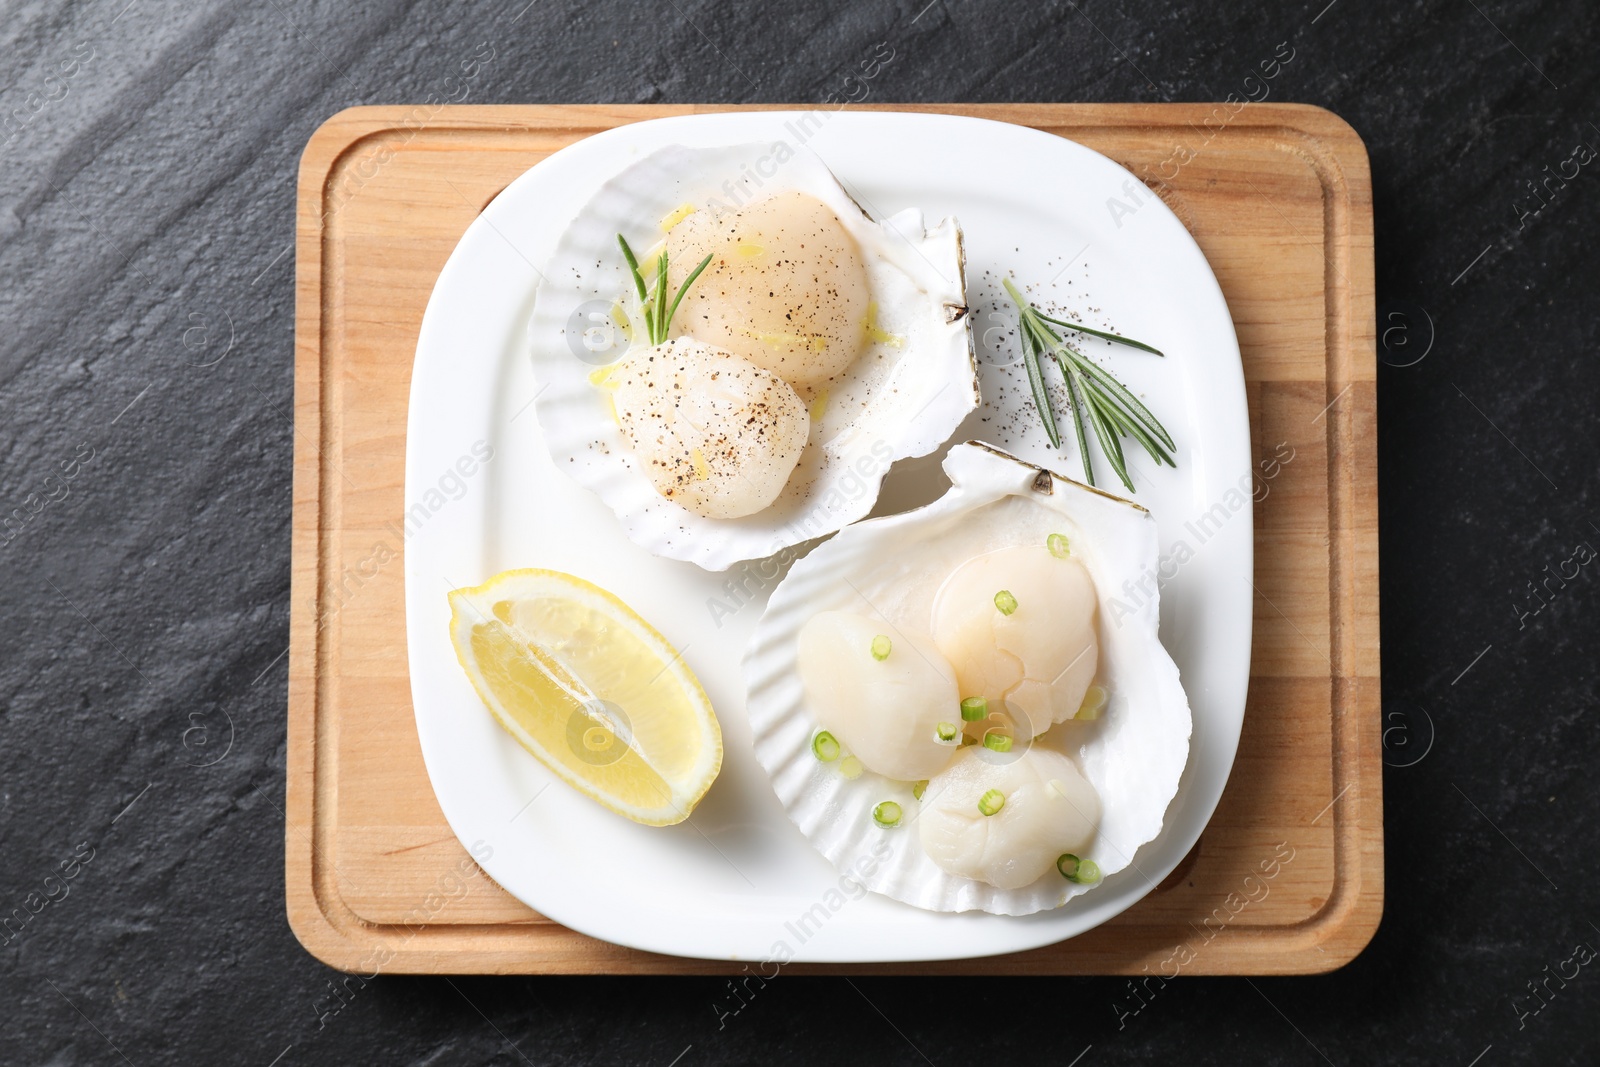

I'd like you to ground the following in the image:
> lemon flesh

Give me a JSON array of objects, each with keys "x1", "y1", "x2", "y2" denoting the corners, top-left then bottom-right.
[{"x1": 448, "y1": 569, "x2": 722, "y2": 826}]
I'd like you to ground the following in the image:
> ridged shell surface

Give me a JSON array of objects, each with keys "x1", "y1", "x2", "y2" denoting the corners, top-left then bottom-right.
[
  {"x1": 527, "y1": 143, "x2": 977, "y2": 571},
  {"x1": 744, "y1": 442, "x2": 1193, "y2": 915}
]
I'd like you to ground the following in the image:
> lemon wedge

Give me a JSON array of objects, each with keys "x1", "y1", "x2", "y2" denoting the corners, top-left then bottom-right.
[{"x1": 447, "y1": 569, "x2": 722, "y2": 826}]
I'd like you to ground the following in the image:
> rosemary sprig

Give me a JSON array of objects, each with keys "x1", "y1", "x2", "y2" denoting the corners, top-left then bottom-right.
[
  {"x1": 1002, "y1": 277, "x2": 1174, "y2": 493},
  {"x1": 617, "y1": 235, "x2": 714, "y2": 346}
]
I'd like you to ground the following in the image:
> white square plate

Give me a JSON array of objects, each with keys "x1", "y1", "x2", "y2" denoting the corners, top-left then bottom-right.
[{"x1": 404, "y1": 111, "x2": 1251, "y2": 963}]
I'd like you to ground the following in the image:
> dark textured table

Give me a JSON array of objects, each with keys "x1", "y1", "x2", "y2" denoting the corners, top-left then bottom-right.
[{"x1": 2, "y1": 1, "x2": 1595, "y2": 1064}]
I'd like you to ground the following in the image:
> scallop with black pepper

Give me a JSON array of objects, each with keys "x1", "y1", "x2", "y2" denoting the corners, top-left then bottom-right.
[{"x1": 610, "y1": 339, "x2": 808, "y2": 519}]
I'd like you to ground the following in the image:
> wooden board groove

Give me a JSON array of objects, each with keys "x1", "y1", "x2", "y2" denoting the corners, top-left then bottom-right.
[{"x1": 288, "y1": 103, "x2": 1380, "y2": 975}]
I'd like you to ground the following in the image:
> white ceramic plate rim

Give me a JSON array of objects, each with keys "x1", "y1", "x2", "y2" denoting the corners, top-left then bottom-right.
[{"x1": 404, "y1": 110, "x2": 1252, "y2": 962}]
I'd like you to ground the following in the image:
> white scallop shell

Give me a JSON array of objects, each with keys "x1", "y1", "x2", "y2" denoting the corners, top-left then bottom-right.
[
  {"x1": 527, "y1": 143, "x2": 977, "y2": 571},
  {"x1": 744, "y1": 441, "x2": 1193, "y2": 915}
]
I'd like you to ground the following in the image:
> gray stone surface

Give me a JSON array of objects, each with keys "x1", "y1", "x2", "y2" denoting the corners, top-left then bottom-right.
[{"x1": 1, "y1": 0, "x2": 1596, "y2": 1063}]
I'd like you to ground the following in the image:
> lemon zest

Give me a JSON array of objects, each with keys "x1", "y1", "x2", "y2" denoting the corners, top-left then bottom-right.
[
  {"x1": 745, "y1": 328, "x2": 828, "y2": 352},
  {"x1": 609, "y1": 301, "x2": 632, "y2": 341},
  {"x1": 636, "y1": 240, "x2": 665, "y2": 281},
  {"x1": 865, "y1": 301, "x2": 906, "y2": 348},
  {"x1": 808, "y1": 389, "x2": 829, "y2": 421},
  {"x1": 659, "y1": 203, "x2": 697, "y2": 232}
]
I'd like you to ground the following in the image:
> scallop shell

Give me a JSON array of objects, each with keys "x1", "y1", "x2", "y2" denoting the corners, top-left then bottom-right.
[
  {"x1": 744, "y1": 441, "x2": 1193, "y2": 915},
  {"x1": 528, "y1": 143, "x2": 977, "y2": 571}
]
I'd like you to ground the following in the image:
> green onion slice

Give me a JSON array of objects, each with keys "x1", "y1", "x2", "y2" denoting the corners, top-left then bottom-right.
[
  {"x1": 912, "y1": 780, "x2": 928, "y2": 800},
  {"x1": 838, "y1": 755, "x2": 864, "y2": 780},
  {"x1": 935, "y1": 721, "x2": 959, "y2": 743},
  {"x1": 982, "y1": 732, "x2": 1013, "y2": 753},
  {"x1": 1075, "y1": 685, "x2": 1108, "y2": 721},
  {"x1": 811, "y1": 731, "x2": 841, "y2": 761},
  {"x1": 994, "y1": 590, "x2": 1018, "y2": 616},
  {"x1": 1047, "y1": 532, "x2": 1070, "y2": 558},
  {"x1": 960, "y1": 696, "x2": 988, "y2": 722},
  {"x1": 1058, "y1": 853, "x2": 1102, "y2": 883},
  {"x1": 978, "y1": 789, "x2": 1006, "y2": 816},
  {"x1": 873, "y1": 801, "x2": 903, "y2": 828},
  {"x1": 870, "y1": 634, "x2": 892, "y2": 661}
]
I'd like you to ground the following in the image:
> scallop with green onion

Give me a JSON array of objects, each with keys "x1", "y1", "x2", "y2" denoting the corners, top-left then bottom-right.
[
  {"x1": 917, "y1": 745, "x2": 1100, "y2": 890},
  {"x1": 797, "y1": 610, "x2": 962, "y2": 781},
  {"x1": 932, "y1": 545, "x2": 1100, "y2": 742}
]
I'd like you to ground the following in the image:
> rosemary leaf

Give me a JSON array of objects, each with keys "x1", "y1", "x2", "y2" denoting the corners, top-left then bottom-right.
[
  {"x1": 1075, "y1": 364, "x2": 1132, "y2": 491},
  {"x1": 1085, "y1": 383, "x2": 1135, "y2": 493},
  {"x1": 1098, "y1": 389, "x2": 1174, "y2": 466},
  {"x1": 617, "y1": 235, "x2": 649, "y2": 305},
  {"x1": 1069, "y1": 347, "x2": 1176, "y2": 451},
  {"x1": 1057, "y1": 356, "x2": 1096, "y2": 486},
  {"x1": 664, "y1": 253, "x2": 714, "y2": 343},
  {"x1": 1036, "y1": 311, "x2": 1164, "y2": 355},
  {"x1": 1020, "y1": 321, "x2": 1061, "y2": 449},
  {"x1": 1076, "y1": 363, "x2": 1172, "y2": 465},
  {"x1": 653, "y1": 252, "x2": 669, "y2": 344}
]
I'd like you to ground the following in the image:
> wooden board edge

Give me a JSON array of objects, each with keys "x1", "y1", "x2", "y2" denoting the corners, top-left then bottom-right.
[
  {"x1": 1263, "y1": 102, "x2": 1382, "y2": 975},
  {"x1": 1310, "y1": 103, "x2": 1383, "y2": 975},
  {"x1": 285, "y1": 101, "x2": 1383, "y2": 151},
  {"x1": 1259, "y1": 102, "x2": 1382, "y2": 975},
  {"x1": 288, "y1": 106, "x2": 335, "y2": 971},
  {"x1": 288, "y1": 105, "x2": 410, "y2": 973}
]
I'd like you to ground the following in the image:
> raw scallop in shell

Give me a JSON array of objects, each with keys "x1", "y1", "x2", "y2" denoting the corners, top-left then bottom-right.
[
  {"x1": 528, "y1": 142, "x2": 976, "y2": 571},
  {"x1": 744, "y1": 442, "x2": 1193, "y2": 915}
]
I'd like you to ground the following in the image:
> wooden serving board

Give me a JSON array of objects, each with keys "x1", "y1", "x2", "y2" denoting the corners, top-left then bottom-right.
[{"x1": 289, "y1": 104, "x2": 1379, "y2": 974}]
